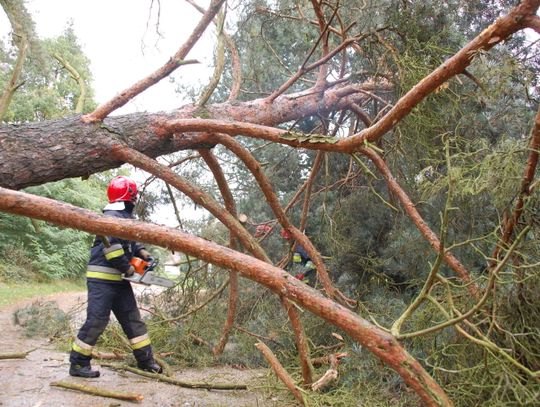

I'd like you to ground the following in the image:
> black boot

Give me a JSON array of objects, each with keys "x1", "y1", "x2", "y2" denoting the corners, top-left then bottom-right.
[
  {"x1": 69, "y1": 363, "x2": 100, "y2": 378},
  {"x1": 137, "y1": 359, "x2": 163, "y2": 373}
]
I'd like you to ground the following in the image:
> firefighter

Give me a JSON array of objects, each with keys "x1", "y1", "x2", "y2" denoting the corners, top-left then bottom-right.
[
  {"x1": 280, "y1": 229, "x2": 317, "y2": 284},
  {"x1": 69, "y1": 176, "x2": 163, "y2": 378}
]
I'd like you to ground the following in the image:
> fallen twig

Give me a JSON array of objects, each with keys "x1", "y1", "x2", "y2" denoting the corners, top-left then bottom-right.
[
  {"x1": 50, "y1": 381, "x2": 143, "y2": 402},
  {"x1": 101, "y1": 363, "x2": 247, "y2": 390},
  {"x1": 311, "y1": 352, "x2": 348, "y2": 367},
  {"x1": 189, "y1": 332, "x2": 214, "y2": 350},
  {"x1": 91, "y1": 350, "x2": 125, "y2": 360},
  {"x1": 92, "y1": 350, "x2": 174, "y2": 361},
  {"x1": 0, "y1": 348, "x2": 36, "y2": 360},
  {"x1": 255, "y1": 341, "x2": 305, "y2": 406},
  {"x1": 154, "y1": 354, "x2": 174, "y2": 377},
  {"x1": 311, "y1": 353, "x2": 340, "y2": 392},
  {"x1": 234, "y1": 325, "x2": 284, "y2": 347}
]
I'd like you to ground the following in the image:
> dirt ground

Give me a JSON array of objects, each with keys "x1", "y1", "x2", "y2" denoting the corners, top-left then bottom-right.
[{"x1": 0, "y1": 290, "x2": 286, "y2": 407}]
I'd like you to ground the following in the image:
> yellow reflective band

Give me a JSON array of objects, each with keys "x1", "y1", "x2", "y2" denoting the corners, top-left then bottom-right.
[
  {"x1": 104, "y1": 248, "x2": 124, "y2": 260},
  {"x1": 305, "y1": 261, "x2": 315, "y2": 269},
  {"x1": 293, "y1": 253, "x2": 302, "y2": 263},
  {"x1": 131, "y1": 338, "x2": 151, "y2": 350},
  {"x1": 86, "y1": 271, "x2": 123, "y2": 281},
  {"x1": 72, "y1": 342, "x2": 92, "y2": 356},
  {"x1": 130, "y1": 334, "x2": 149, "y2": 344}
]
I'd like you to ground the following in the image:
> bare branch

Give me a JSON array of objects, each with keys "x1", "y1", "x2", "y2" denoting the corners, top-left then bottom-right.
[
  {"x1": 110, "y1": 144, "x2": 270, "y2": 262},
  {"x1": 185, "y1": 0, "x2": 242, "y2": 101},
  {"x1": 281, "y1": 296, "x2": 314, "y2": 386},
  {"x1": 199, "y1": 148, "x2": 239, "y2": 357},
  {"x1": 0, "y1": 186, "x2": 454, "y2": 406},
  {"x1": 213, "y1": 133, "x2": 342, "y2": 301},
  {"x1": 339, "y1": 0, "x2": 540, "y2": 149},
  {"x1": 198, "y1": 11, "x2": 226, "y2": 107},
  {"x1": 0, "y1": 36, "x2": 27, "y2": 121},
  {"x1": 82, "y1": 0, "x2": 226, "y2": 122},
  {"x1": 360, "y1": 147, "x2": 479, "y2": 297},
  {"x1": 53, "y1": 53, "x2": 87, "y2": 113},
  {"x1": 255, "y1": 341, "x2": 306, "y2": 405},
  {"x1": 266, "y1": 36, "x2": 361, "y2": 103},
  {"x1": 492, "y1": 103, "x2": 540, "y2": 261},
  {"x1": 299, "y1": 151, "x2": 324, "y2": 233},
  {"x1": 311, "y1": 353, "x2": 339, "y2": 391}
]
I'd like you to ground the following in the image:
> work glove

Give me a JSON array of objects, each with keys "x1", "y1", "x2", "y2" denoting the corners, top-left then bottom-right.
[
  {"x1": 125, "y1": 265, "x2": 135, "y2": 277},
  {"x1": 295, "y1": 273, "x2": 305, "y2": 281}
]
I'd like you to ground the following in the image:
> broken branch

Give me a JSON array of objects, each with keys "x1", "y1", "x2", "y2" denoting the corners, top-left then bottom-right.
[
  {"x1": 50, "y1": 381, "x2": 143, "y2": 402},
  {"x1": 101, "y1": 363, "x2": 247, "y2": 390},
  {"x1": 0, "y1": 349, "x2": 35, "y2": 359},
  {"x1": 255, "y1": 341, "x2": 306, "y2": 405}
]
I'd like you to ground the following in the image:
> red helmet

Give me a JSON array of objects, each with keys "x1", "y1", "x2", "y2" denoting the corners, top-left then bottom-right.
[
  {"x1": 254, "y1": 224, "x2": 272, "y2": 238},
  {"x1": 107, "y1": 176, "x2": 138, "y2": 203},
  {"x1": 280, "y1": 229, "x2": 292, "y2": 239}
]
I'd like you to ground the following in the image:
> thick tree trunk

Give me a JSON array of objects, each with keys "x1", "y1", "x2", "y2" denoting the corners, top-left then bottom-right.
[
  {"x1": 0, "y1": 186, "x2": 453, "y2": 407},
  {"x1": 0, "y1": 83, "x2": 380, "y2": 190}
]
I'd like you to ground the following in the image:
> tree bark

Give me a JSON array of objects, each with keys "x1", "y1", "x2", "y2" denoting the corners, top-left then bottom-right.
[
  {"x1": 0, "y1": 82, "x2": 381, "y2": 190},
  {"x1": 281, "y1": 296, "x2": 314, "y2": 387},
  {"x1": 0, "y1": 186, "x2": 453, "y2": 407},
  {"x1": 255, "y1": 341, "x2": 306, "y2": 405}
]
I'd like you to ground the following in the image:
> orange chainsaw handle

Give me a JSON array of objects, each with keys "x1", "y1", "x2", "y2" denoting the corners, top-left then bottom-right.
[{"x1": 129, "y1": 257, "x2": 148, "y2": 276}]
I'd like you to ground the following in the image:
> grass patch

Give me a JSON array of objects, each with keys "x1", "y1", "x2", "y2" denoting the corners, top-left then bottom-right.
[
  {"x1": 13, "y1": 299, "x2": 73, "y2": 338},
  {"x1": 0, "y1": 279, "x2": 85, "y2": 309}
]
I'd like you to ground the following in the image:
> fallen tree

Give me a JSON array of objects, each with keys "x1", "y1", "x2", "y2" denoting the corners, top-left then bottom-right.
[
  {"x1": 0, "y1": 186, "x2": 453, "y2": 406},
  {"x1": 1, "y1": 0, "x2": 540, "y2": 405}
]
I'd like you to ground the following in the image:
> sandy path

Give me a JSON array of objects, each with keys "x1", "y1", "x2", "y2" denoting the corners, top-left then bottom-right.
[{"x1": 0, "y1": 290, "x2": 282, "y2": 407}]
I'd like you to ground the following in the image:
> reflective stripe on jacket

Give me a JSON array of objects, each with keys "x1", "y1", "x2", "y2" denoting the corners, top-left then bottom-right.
[{"x1": 87, "y1": 202, "x2": 146, "y2": 283}]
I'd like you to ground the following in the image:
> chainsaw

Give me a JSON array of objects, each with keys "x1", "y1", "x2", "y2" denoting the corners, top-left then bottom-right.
[{"x1": 124, "y1": 257, "x2": 176, "y2": 288}]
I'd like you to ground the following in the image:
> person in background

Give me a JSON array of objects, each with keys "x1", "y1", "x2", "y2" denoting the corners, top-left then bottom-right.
[
  {"x1": 69, "y1": 176, "x2": 163, "y2": 378},
  {"x1": 280, "y1": 229, "x2": 317, "y2": 284}
]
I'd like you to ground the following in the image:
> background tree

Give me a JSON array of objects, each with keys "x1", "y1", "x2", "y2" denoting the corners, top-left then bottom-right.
[{"x1": 0, "y1": 15, "x2": 100, "y2": 281}]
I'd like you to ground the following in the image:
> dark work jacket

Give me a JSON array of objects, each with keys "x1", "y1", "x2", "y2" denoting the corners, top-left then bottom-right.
[
  {"x1": 294, "y1": 244, "x2": 311, "y2": 266},
  {"x1": 86, "y1": 202, "x2": 146, "y2": 283}
]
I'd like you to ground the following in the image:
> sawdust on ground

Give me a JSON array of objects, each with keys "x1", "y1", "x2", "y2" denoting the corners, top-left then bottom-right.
[{"x1": 0, "y1": 290, "x2": 287, "y2": 407}]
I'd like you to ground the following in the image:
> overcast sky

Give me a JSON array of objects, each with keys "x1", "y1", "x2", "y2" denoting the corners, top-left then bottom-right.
[
  {"x1": 1, "y1": 1, "x2": 218, "y2": 224},
  {"x1": 1, "y1": 0, "x2": 215, "y2": 114}
]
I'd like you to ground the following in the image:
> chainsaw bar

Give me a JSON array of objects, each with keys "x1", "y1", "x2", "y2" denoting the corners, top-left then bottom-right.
[{"x1": 124, "y1": 271, "x2": 175, "y2": 288}]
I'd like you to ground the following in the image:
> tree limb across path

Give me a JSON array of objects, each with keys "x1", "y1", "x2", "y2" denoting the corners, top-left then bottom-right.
[{"x1": 0, "y1": 186, "x2": 453, "y2": 407}]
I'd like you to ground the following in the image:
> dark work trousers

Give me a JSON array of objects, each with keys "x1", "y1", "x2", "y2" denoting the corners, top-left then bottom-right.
[
  {"x1": 70, "y1": 280, "x2": 153, "y2": 366},
  {"x1": 303, "y1": 268, "x2": 317, "y2": 286}
]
